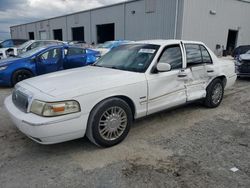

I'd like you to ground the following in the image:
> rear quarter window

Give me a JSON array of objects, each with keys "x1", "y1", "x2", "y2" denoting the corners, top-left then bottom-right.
[{"x1": 200, "y1": 45, "x2": 213, "y2": 64}]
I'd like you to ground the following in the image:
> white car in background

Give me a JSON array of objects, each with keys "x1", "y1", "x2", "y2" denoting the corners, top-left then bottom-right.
[
  {"x1": 5, "y1": 40, "x2": 236, "y2": 147},
  {"x1": 17, "y1": 40, "x2": 65, "y2": 55},
  {"x1": 0, "y1": 39, "x2": 27, "y2": 59}
]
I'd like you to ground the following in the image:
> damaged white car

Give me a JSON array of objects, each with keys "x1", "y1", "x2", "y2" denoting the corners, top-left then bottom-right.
[{"x1": 4, "y1": 40, "x2": 237, "y2": 147}]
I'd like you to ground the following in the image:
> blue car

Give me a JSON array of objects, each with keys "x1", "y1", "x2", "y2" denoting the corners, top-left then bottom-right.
[{"x1": 0, "y1": 45, "x2": 100, "y2": 86}]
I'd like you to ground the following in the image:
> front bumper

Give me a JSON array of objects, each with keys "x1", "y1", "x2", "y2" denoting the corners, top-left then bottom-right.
[
  {"x1": 4, "y1": 96, "x2": 88, "y2": 144},
  {"x1": 235, "y1": 65, "x2": 250, "y2": 77},
  {"x1": 0, "y1": 71, "x2": 11, "y2": 86}
]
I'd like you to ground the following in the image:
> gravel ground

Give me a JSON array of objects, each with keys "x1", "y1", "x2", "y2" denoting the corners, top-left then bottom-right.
[{"x1": 0, "y1": 79, "x2": 250, "y2": 188}]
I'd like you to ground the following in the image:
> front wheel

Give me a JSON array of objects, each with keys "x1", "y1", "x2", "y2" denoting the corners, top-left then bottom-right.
[
  {"x1": 86, "y1": 98, "x2": 132, "y2": 147},
  {"x1": 12, "y1": 69, "x2": 33, "y2": 86},
  {"x1": 204, "y1": 78, "x2": 224, "y2": 108}
]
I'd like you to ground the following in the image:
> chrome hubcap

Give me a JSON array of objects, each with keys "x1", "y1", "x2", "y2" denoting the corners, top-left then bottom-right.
[
  {"x1": 212, "y1": 83, "x2": 223, "y2": 104},
  {"x1": 98, "y1": 107, "x2": 127, "y2": 141}
]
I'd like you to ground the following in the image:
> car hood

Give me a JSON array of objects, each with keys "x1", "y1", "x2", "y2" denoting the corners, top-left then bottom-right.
[
  {"x1": 0, "y1": 57, "x2": 23, "y2": 67},
  {"x1": 240, "y1": 54, "x2": 250, "y2": 61},
  {"x1": 21, "y1": 66, "x2": 145, "y2": 98}
]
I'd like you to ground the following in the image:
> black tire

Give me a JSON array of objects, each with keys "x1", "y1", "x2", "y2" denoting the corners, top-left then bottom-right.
[
  {"x1": 12, "y1": 69, "x2": 33, "y2": 86},
  {"x1": 204, "y1": 78, "x2": 224, "y2": 108},
  {"x1": 86, "y1": 98, "x2": 132, "y2": 147}
]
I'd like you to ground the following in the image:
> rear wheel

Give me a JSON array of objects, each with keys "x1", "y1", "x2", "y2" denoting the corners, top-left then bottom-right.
[
  {"x1": 86, "y1": 98, "x2": 132, "y2": 147},
  {"x1": 12, "y1": 69, "x2": 33, "y2": 86},
  {"x1": 204, "y1": 78, "x2": 224, "y2": 108}
]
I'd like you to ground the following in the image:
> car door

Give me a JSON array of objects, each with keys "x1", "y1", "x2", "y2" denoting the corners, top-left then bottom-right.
[
  {"x1": 36, "y1": 48, "x2": 63, "y2": 75},
  {"x1": 146, "y1": 44, "x2": 187, "y2": 115},
  {"x1": 182, "y1": 44, "x2": 212, "y2": 101},
  {"x1": 64, "y1": 47, "x2": 87, "y2": 69}
]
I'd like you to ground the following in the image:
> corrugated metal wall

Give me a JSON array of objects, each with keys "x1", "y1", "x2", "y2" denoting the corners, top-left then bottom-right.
[
  {"x1": 181, "y1": 0, "x2": 250, "y2": 50},
  {"x1": 91, "y1": 4, "x2": 125, "y2": 43},
  {"x1": 125, "y1": 0, "x2": 178, "y2": 40},
  {"x1": 36, "y1": 20, "x2": 50, "y2": 39},
  {"x1": 66, "y1": 12, "x2": 91, "y2": 43},
  {"x1": 10, "y1": 0, "x2": 179, "y2": 43}
]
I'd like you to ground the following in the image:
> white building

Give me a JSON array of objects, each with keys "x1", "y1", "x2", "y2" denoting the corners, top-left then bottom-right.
[{"x1": 10, "y1": 0, "x2": 250, "y2": 52}]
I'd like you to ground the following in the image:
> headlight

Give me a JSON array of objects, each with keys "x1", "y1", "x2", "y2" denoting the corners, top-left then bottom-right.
[
  {"x1": 0, "y1": 66, "x2": 7, "y2": 71},
  {"x1": 30, "y1": 100, "x2": 81, "y2": 117}
]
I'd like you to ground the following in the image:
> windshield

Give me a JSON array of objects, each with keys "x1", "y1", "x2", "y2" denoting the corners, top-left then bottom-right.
[
  {"x1": 246, "y1": 50, "x2": 250, "y2": 54},
  {"x1": 18, "y1": 46, "x2": 46, "y2": 58},
  {"x1": 95, "y1": 44, "x2": 160, "y2": 73},
  {"x1": 18, "y1": 40, "x2": 33, "y2": 50},
  {"x1": 98, "y1": 41, "x2": 115, "y2": 49}
]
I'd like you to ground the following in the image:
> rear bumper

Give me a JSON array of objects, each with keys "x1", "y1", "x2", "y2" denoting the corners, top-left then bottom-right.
[
  {"x1": 4, "y1": 95, "x2": 88, "y2": 144},
  {"x1": 225, "y1": 74, "x2": 237, "y2": 89}
]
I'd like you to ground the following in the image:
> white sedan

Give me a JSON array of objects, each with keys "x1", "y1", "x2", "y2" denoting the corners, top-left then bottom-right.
[{"x1": 4, "y1": 40, "x2": 237, "y2": 147}]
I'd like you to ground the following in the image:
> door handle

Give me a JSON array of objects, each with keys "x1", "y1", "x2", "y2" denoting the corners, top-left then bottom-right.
[
  {"x1": 178, "y1": 71, "x2": 187, "y2": 77},
  {"x1": 207, "y1": 70, "x2": 214, "y2": 73}
]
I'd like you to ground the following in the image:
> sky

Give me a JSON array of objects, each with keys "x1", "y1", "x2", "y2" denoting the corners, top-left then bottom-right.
[{"x1": 0, "y1": 0, "x2": 125, "y2": 40}]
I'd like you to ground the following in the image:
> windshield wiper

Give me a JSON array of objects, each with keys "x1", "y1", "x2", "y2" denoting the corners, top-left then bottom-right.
[
  {"x1": 91, "y1": 64, "x2": 103, "y2": 67},
  {"x1": 108, "y1": 66, "x2": 119, "y2": 70},
  {"x1": 91, "y1": 64, "x2": 121, "y2": 70}
]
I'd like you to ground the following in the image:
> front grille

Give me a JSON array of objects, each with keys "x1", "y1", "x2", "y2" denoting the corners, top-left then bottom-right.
[
  {"x1": 240, "y1": 60, "x2": 250, "y2": 73},
  {"x1": 12, "y1": 89, "x2": 29, "y2": 112}
]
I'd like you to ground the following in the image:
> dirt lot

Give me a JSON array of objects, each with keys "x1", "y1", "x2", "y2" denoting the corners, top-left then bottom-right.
[{"x1": 0, "y1": 79, "x2": 250, "y2": 188}]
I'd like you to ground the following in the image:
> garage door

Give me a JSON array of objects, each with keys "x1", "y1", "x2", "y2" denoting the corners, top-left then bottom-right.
[{"x1": 39, "y1": 31, "x2": 47, "y2": 40}]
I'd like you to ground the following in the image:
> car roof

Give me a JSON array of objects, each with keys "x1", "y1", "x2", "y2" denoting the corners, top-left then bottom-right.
[
  {"x1": 1, "y1": 39, "x2": 27, "y2": 42},
  {"x1": 29, "y1": 40, "x2": 63, "y2": 42},
  {"x1": 135, "y1": 39, "x2": 205, "y2": 46},
  {"x1": 44, "y1": 44, "x2": 85, "y2": 49},
  {"x1": 105, "y1": 40, "x2": 132, "y2": 43}
]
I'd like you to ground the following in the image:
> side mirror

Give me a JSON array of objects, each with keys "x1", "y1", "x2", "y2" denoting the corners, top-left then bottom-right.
[
  {"x1": 31, "y1": 56, "x2": 37, "y2": 63},
  {"x1": 156, "y1": 62, "x2": 171, "y2": 72},
  {"x1": 64, "y1": 49, "x2": 68, "y2": 56}
]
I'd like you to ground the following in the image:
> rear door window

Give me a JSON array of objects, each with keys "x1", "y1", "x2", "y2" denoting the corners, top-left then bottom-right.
[
  {"x1": 39, "y1": 48, "x2": 61, "y2": 61},
  {"x1": 67, "y1": 48, "x2": 85, "y2": 56},
  {"x1": 185, "y1": 44, "x2": 203, "y2": 67}
]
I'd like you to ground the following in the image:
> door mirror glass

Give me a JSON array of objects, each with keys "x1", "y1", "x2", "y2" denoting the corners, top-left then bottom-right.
[
  {"x1": 157, "y1": 62, "x2": 171, "y2": 72},
  {"x1": 64, "y1": 49, "x2": 68, "y2": 56},
  {"x1": 30, "y1": 56, "x2": 37, "y2": 62}
]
